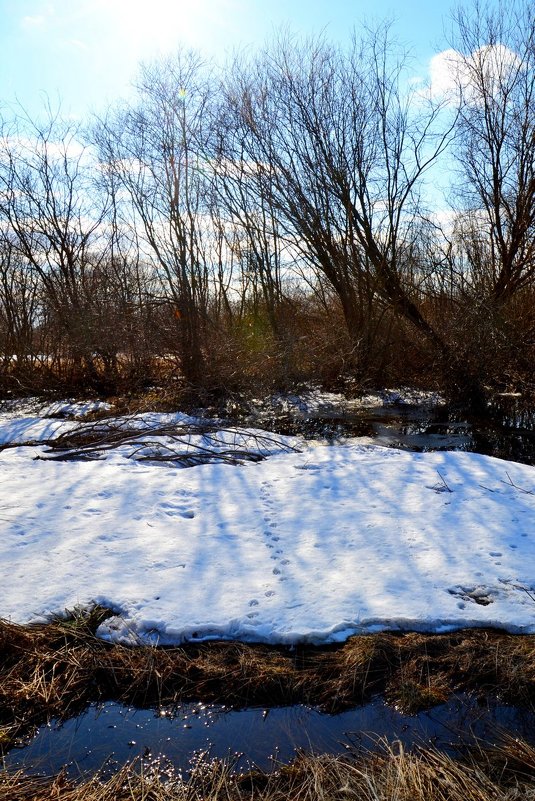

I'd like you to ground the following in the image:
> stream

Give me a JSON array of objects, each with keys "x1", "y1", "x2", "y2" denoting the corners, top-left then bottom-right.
[
  {"x1": 5, "y1": 694, "x2": 535, "y2": 779},
  {"x1": 237, "y1": 391, "x2": 535, "y2": 465}
]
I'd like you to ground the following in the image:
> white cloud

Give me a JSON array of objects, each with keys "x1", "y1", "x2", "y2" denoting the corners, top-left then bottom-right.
[
  {"x1": 2, "y1": 133, "x2": 87, "y2": 165},
  {"x1": 67, "y1": 38, "x2": 90, "y2": 52},
  {"x1": 429, "y1": 44, "x2": 523, "y2": 104},
  {"x1": 20, "y1": 3, "x2": 55, "y2": 30},
  {"x1": 21, "y1": 15, "x2": 46, "y2": 28},
  {"x1": 429, "y1": 49, "x2": 462, "y2": 100}
]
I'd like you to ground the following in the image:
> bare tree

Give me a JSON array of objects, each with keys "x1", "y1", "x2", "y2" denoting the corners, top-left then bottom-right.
[
  {"x1": 0, "y1": 235, "x2": 38, "y2": 377},
  {"x1": 212, "y1": 139, "x2": 288, "y2": 339},
  {"x1": 0, "y1": 109, "x2": 111, "y2": 384},
  {"x1": 95, "y1": 52, "x2": 215, "y2": 385},
  {"x1": 452, "y1": 0, "x2": 535, "y2": 304},
  {"x1": 218, "y1": 29, "x2": 454, "y2": 377}
]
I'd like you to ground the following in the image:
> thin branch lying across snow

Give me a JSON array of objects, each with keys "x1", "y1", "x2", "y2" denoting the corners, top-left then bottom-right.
[
  {"x1": 29, "y1": 418, "x2": 300, "y2": 466},
  {"x1": 501, "y1": 471, "x2": 534, "y2": 495},
  {"x1": 428, "y1": 470, "x2": 453, "y2": 493},
  {"x1": 513, "y1": 582, "x2": 535, "y2": 605}
]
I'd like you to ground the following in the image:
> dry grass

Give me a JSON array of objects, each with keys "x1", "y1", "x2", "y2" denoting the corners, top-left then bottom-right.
[
  {"x1": 2, "y1": 742, "x2": 535, "y2": 801},
  {"x1": 1, "y1": 611, "x2": 534, "y2": 751}
]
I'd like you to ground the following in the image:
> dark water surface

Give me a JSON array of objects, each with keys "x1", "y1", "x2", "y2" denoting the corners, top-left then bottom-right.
[
  {"x1": 243, "y1": 394, "x2": 535, "y2": 465},
  {"x1": 5, "y1": 695, "x2": 535, "y2": 779}
]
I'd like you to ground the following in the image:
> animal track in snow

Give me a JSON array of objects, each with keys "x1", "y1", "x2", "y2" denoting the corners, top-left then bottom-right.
[
  {"x1": 447, "y1": 585, "x2": 495, "y2": 606},
  {"x1": 258, "y1": 478, "x2": 291, "y2": 590},
  {"x1": 158, "y1": 502, "x2": 195, "y2": 519}
]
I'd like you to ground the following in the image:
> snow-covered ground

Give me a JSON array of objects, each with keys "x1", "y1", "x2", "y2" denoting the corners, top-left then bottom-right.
[
  {"x1": 0, "y1": 400, "x2": 534, "y2": 644},
  {"x1": 247, "y1": 386, "x2": 445, "y2": 422}
]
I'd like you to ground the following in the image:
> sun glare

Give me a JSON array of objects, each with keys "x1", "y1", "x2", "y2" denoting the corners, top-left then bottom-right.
[{"x1": 107, "y1": 0, "x2": 237, "y2": 55}]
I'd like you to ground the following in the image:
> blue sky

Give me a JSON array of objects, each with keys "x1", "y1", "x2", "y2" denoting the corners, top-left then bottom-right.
[{"x1": 2, "y1": 0, "x2": 462, "y2": 120}]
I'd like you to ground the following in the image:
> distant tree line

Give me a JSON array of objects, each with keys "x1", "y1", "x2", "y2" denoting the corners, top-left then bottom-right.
[{"x1": 0, "y1": 0, "x2": 534, "y2": 408}]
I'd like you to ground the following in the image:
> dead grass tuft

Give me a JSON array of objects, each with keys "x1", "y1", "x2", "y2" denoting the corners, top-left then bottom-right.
[
  {"x1": 3, "y1": 744, "x2": 535, "y2": 801},
  {"x1": 469, "y1": 733, "x2": 535, "y2": 787}
]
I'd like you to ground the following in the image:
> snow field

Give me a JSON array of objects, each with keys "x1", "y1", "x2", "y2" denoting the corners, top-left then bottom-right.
[{"x1": 0, "y1": 407, "x2": 534, "y2": 645}]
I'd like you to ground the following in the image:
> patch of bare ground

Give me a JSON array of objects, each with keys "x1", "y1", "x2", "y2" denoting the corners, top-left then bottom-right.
[
  {"x1": 2, "y1": 742, "x2": 535, "y2": 801},
  {"x1": 1, "y1": 609, "x2": 535, "y2": 755}
]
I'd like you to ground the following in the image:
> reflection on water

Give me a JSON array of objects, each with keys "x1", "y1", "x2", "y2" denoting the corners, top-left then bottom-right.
[
  {"x1": 5, "y1": 694, "x2": 535, "y2": 779},
  {"x1": 244, "y1": 394, "x2": 535, "y2": 465},
  {"x1": 366, "y1": 398, "x2": 535, "y2": 465}
]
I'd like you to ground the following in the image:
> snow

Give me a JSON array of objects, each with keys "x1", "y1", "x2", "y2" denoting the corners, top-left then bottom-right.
[
  {"x1": 0, "y1": 398, "x2": 112, "y2": 446},
  {"x1": 250, "y1": 387, "x2": 445, "y2": 419},
  {"x1": 0, "y1": 403, "x2": 534, "y2": 645},
  {"x1": 40, "y1": 399, "x2": 112, "y2": 418},
  {"x1": 246, "y1": 387, "x2": 446, "y2": 440},
  {"x1": 0, "y1": 415, "x2": 73, "y2": 445}
]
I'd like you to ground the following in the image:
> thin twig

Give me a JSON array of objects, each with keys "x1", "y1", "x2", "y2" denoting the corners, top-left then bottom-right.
[
  {"x1": 501, "y1": 471, "x2": 534, "y2": 495},
  {"x1": 436, "y1": 470, "x2": 453, "y2": 493}
]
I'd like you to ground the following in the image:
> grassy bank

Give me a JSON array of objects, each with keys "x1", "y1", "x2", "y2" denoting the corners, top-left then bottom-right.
[
  {"x1": 2, "y1": 740, "x2": 535, "y2": 801},
  {"x1": 1, "y1": 609, "x2": 535, "y2": 752}
]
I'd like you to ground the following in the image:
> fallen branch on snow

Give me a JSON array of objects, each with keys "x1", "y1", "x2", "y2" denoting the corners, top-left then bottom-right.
[
  {"x1": 30, "y1": 418, "x2": 300, "y2": 466},
  {"x1": 501, "y1": 471, "x2": 534, "y2": 495}
]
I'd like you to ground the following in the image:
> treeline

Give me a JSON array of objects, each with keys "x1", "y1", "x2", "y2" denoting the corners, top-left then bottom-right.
[{"x1": 0, "y1": 1, "x2": 534, "y2": 407}]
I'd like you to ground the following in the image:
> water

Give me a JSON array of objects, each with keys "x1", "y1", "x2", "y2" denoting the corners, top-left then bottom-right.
[
  {"x1": 5, "y1": 695, "x2": 535, "y2": 779},
  {"x1": 365, "y1": 401, "x2": 535, "y2": 465},
  {"x1": 243, "y1": 394, "x2": 535, "y2": 465}
]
